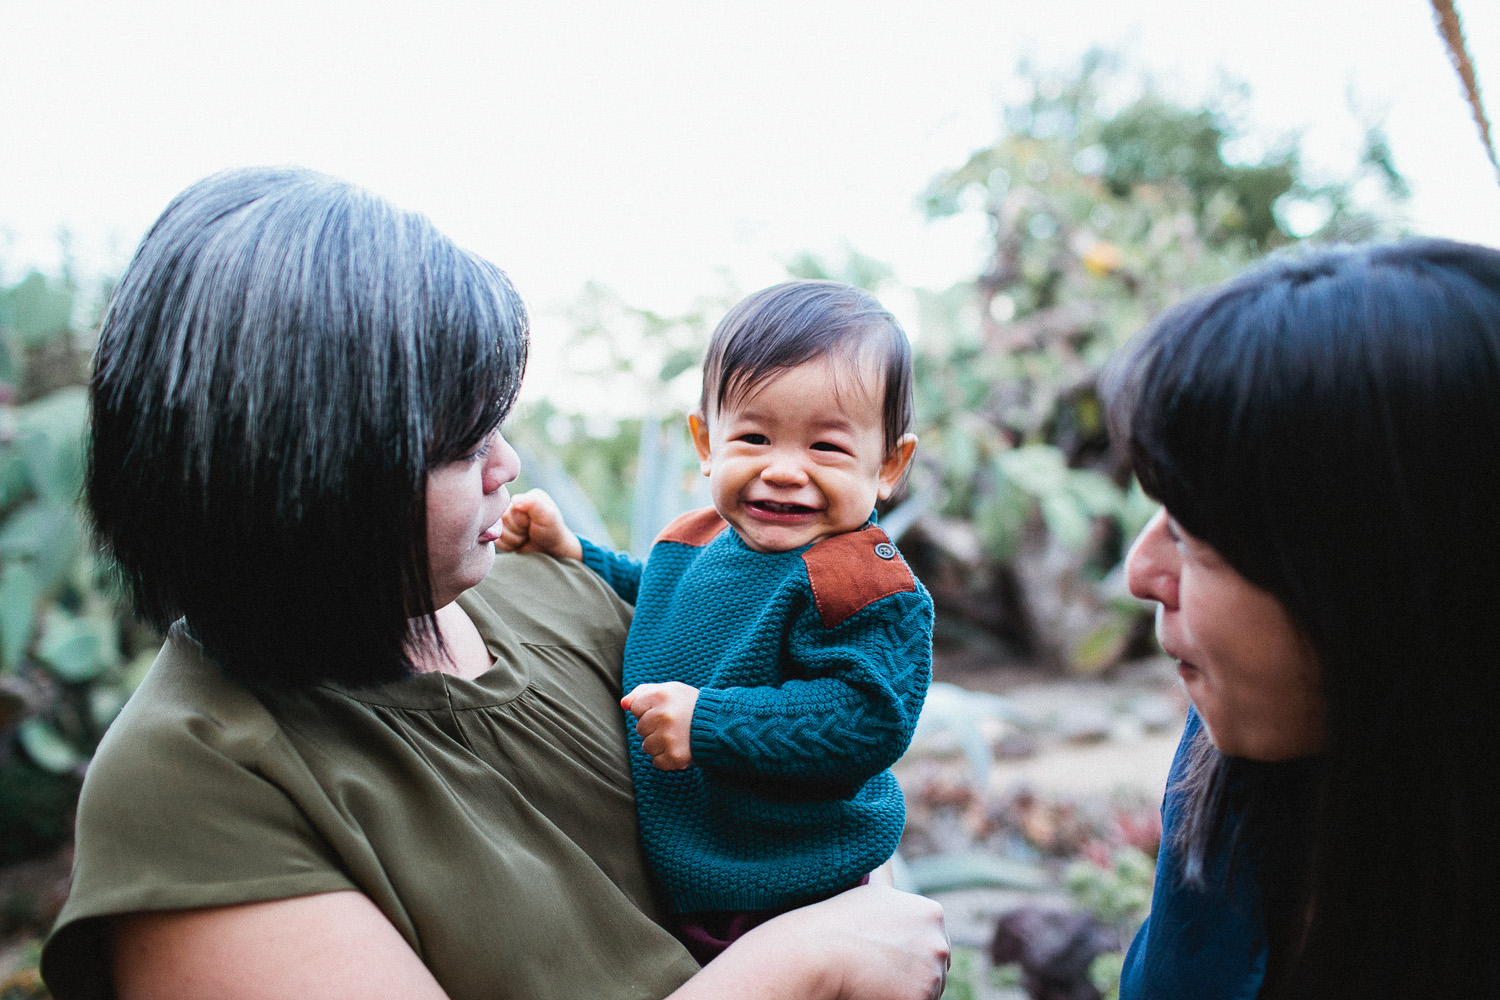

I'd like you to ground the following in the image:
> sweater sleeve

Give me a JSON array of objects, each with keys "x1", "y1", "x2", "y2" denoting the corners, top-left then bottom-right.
[
  {"x1": 577, "y1": 537, "x2": 643, "y2": 606},
  {"x1": 687, "y1": 586, "x2": 933, "y2": 785}
]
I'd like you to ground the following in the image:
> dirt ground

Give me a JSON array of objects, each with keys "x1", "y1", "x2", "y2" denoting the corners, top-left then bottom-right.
[
  {"x1": 923, "y1": 650, "x2": 1186, "y2": 802},
  {"x1": 895, "y1": 652, "x2": 1188, "y2": 997}
]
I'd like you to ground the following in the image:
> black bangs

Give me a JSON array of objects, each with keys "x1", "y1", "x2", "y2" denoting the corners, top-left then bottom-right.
[
  {"x1": 1107, "y1": 277, "x2": 1274, "y2": 587},
  {"x1": 421, "y1": 252, "x2": 529, "y2": 464}
]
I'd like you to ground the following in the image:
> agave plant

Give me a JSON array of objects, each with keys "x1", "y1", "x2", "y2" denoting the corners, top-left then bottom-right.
[{"x1": 1, "y1": 272, "x2": 154, "y2": 866}]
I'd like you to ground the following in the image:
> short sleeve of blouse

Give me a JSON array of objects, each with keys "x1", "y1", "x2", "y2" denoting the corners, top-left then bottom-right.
[{"x1": 42, "y1": 635, "x2": 357, "y2": 999}]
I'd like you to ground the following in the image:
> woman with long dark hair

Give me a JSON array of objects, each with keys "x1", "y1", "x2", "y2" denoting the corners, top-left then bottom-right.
[
  {"x1": 1109, "y1": 239, "x2": 1500, "y2": 998},
  {"x1": 39, "y1": 167, "x2": 949, "y2": 1000}
]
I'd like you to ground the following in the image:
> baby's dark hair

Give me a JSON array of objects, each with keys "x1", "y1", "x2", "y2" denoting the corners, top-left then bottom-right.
[{"x1": 698, "y1": 280, "x2": 914, "y2": 454}]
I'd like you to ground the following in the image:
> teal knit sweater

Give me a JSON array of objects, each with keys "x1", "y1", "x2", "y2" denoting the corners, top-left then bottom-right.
[{"x1": 579, "y1": 507, "x2": 933, "y2": 914}]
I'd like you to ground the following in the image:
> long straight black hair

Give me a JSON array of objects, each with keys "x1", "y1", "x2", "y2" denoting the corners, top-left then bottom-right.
[
  {"x1": 88, "y1": 167, "x2": 528, "y2": 688},
  {"x1": 1107, "y1": 239, "x2": 1500, "y2": 997}
]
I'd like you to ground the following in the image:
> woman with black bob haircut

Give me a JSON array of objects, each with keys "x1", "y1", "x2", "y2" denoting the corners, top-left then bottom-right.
[
  {"x1": 1109, "y1": 238, "x2": 1500, "y2": 998},
  {"x1": 42, "y1": 167, "x2": 949, "y2": 1000},
  {"x1": 89, "y1": 165, "x2": 527, "y2": 689}
]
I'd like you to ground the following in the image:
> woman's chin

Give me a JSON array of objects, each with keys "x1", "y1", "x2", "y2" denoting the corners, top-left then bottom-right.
[
  {"x1": 431, "y1": 546, "x2": 496, "y2": 608},
  {"x1": 463, "y1": 545, "x2": 498, "y2": 588}
]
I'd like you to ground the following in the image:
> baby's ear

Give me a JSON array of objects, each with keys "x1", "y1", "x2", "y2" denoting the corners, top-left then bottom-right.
[
  {"x1": 687, "y1": 412, "x2": 713, "y2": 475},
  {"x1": 877, "y1": 433, "x2": 918, "y2": 500}
]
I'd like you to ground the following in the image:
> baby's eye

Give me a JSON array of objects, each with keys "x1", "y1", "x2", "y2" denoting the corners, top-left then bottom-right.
[
  {"x1": 737, "y1": 433, "x2": 769, "y2": 445},
  {"x1": 810, "y1": 441, "x2": 848, "y2": 453}
]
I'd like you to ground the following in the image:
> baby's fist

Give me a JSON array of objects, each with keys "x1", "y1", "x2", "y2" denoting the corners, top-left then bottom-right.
[
  {"x1": 498, "y1": 489, "x2": 583, "y2": 561},
  {"x1": 621, "y1": 682, "x2": 699, "y2": 770}
]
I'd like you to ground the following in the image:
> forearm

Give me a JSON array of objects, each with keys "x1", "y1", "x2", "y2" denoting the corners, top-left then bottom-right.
[
  {"x1": 664, "y1": 925, "x2": 834, "y2": 1000},
  {"x1": 664, "y1": 886, "x2": 948, "y2": 1000},
  {"x1": 578, "y1": 537, "x2": 644, "y2": 605},
  {"x1": 688, "y1": 591, "x2": 931, "y2": 781},
  {"x1": 690, "y1": 668, "x2": 922, "y2": 783}
]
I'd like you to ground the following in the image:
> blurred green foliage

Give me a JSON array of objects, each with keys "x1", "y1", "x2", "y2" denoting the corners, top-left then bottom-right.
[
  {"x1": 939, "y1": 944, "x2": 1023, "y2": 1000},
  {"x1": 506, "y1": 281, "x2": 725, "y2": 555},
  {"x1": 0, "y1": 269, "x2": 156, "y2": 869},
  {"x1": 1065, "y1": 846, "x2": 1155, "y2": 936},
  {"x1": 1058, "y1": 847, "x2": 1155, "y2": 1000},
  {"x1": 523, "y1": 55, "x2": 1407, "y2": 675},
  {"x1": 896, "y1": 53, "x2": 1406, "y2": 672}
]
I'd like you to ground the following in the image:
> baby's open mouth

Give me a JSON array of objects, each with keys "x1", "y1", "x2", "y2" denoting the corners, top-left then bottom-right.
[{"x1": 749, "y1": 500, "x2": 818, "y2": 515}]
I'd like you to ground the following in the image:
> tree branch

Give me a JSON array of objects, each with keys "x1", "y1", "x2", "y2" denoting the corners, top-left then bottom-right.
[{"x1": 1430, "y1": 0, "x2": 1500, "y2": 186}]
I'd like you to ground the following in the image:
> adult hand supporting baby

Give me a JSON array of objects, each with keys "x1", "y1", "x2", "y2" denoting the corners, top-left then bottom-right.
[
  {"x1": 497, "y1": 488, "x2": 583, "y2": 561},
  {"x1": 666, "y1": 884, "x2": 949, "y2": 1000},
  {"x1": 621, "y1": 682, "x2": 700, "y2": 770}
]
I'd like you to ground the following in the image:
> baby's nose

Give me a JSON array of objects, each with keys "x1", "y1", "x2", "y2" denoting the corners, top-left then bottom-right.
[{"x1": 760, "y1": 452, "x2": 809, "y2": 484}]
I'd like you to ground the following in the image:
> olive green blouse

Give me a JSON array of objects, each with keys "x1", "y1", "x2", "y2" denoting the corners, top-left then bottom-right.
[{"x1": 42, "y1": 553, "x2": 700, "y2": 1000}]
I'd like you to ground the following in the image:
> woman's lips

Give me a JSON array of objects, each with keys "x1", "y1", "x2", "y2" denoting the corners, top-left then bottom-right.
[
  {"x1": 477, "y1": 489, "x2": 511, "y2": 544},
  {"x1": 477, "y1": 492, "x2": 509, "y2": 545},
  {"x1": 1160, "y1": 643, "x2": 1198, "y2": 679}
]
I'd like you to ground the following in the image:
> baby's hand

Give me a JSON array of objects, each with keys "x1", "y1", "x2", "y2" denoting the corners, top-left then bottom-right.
[
  {"x1": 498, "y1": 489, "x2": 584, "y2": 561},
  {"x1": 621, "y1": 682, "x2": 699, "y2": 770}
]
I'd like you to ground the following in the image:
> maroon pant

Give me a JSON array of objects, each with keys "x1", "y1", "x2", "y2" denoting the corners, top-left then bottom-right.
[{"x1": 674, "y1": 874, "x2": 871, "y2": 965}]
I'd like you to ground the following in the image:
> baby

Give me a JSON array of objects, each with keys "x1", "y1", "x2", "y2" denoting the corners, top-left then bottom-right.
[{"x1": 500, "y1": 279, "x2": 933, "y2": 962}]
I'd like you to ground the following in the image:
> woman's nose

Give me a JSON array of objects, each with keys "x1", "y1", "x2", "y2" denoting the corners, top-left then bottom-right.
[
  {"x1": 482, "y1": 432, "x2": 520, "y2": 494},
  {"x1": 1125, "y1": 509, "x2": 1179, "y2": 609}
]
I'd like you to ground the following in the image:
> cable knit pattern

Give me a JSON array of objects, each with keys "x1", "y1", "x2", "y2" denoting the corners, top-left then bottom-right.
[{"x1": 578, "y1": 509, "x2": 933, "y2": 913}]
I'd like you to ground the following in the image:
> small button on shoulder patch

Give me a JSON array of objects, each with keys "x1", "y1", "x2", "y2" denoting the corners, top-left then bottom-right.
[{"x1": 804, "y1": 529, "x2": 917, "y2": 626}]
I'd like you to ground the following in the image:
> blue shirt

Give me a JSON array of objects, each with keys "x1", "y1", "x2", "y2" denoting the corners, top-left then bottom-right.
[{"x1": 1121, "y1": 710, "x2": 1267, "y2": 1000}]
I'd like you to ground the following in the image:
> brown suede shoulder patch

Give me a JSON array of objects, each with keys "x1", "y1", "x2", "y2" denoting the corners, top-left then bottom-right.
[
  {"x1": 654, "y1": 507, "x2": 730, "y2": 548},
  {"x1": 801, "y1": 525, "x2": 917, "y2": 628}
]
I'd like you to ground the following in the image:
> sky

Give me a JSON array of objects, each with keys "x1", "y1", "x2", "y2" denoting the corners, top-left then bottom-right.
[{"x1": 3, "y1": 0, "x2": 1498, "y2": 409}]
